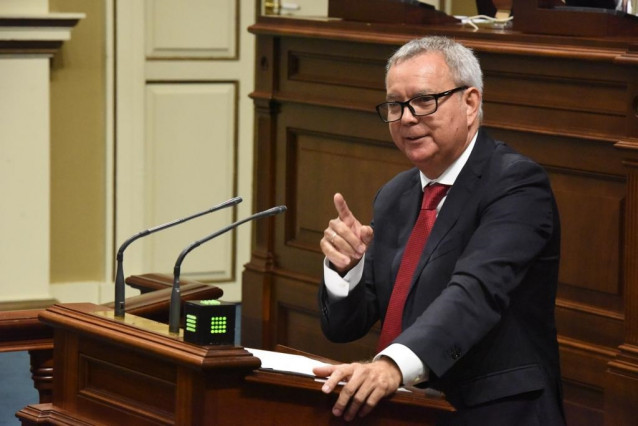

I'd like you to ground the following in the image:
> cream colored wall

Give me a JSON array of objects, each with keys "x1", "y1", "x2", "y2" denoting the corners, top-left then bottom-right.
[
  {"x1": 44, "y1": 0, "x2": 113, "y2": 303},
  {"x1": 2, "y1": 0, "x2": 257, "y2": 306},
  {"x1": 50, "y1": 0, "x2": 107, "y2": 284},
  {"x1": 115, "y1": 0, "x2": 256, "y2": 303},
  {"x1": 1, "y1": 0, "x2": 48, "y2": 13},
  {"x1": 0, "y1": 0, "x2": 84, "y2": 305},
  {"x1": 451, "y1": 0, "x2": 478, "y2": 16}
]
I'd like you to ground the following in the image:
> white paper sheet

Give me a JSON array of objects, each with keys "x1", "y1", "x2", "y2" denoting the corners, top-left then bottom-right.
[{"x1": 246, "y1": 347, "x2": 331, "y2": 377}]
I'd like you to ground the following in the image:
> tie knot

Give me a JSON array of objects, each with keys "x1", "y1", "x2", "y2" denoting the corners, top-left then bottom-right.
[{"x1": 422, "y1": 183, "x2": 450, "y2": 210}]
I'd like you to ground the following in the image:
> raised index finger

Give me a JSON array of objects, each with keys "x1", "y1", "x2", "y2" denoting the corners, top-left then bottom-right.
[{"x1": 333, "y1": 193, "x2": 356, "y2": 225}]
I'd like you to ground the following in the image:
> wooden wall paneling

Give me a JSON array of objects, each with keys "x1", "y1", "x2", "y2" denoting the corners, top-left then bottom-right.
[
  {"x1": 560, "y1": 336, "x2": 615, "y2": 424},
  {"x1": 605, "y1": 146, "x2": 638, "y2": 425},
  {"x1": 553, "y1": 173, "x2": 624, "y2": 295},
  {"x1": 273, "y1": 273, "x2": 379, "y2": 362},
  {"x1": 286, "y1": 130, "x2": 404, "y2": 243},
  {"x1": 562, "y1": 379, "x2": 606, "y2": 426},
  {"x1": 264, "y1": 37, "x2": 413, "y2": 354},
  {"x1": 479, "y1": 46, "x2": 632, "y2": 422},
  {"x1": 480, "y1": 51, "x2": 628, "y2": 140},
  {"x1": 278, "y1": 37, "x2": 390, "y2": 110},
  {"x1": 277, "y1": 105, "x2": 410, "y2": 273},
  {"x1": 605, "y1": 53, "x2": 638, "y2": 426}
]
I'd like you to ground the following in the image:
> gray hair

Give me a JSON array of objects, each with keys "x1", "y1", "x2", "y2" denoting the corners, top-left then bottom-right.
[{"x1": 386, "y1": 36, "x2": 483, "y2": 120}]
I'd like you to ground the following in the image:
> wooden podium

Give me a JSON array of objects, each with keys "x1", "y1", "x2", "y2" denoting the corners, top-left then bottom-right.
[{"x1": 16, "y1": 303, "x2": 453, "y2": 425}]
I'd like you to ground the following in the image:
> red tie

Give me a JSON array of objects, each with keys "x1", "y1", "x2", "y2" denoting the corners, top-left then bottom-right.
[{"x1": 377, "y1": 183, "x2": 450, "y2": 352}]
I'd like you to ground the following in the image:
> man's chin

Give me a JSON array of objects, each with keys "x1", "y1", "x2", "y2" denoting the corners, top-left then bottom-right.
[
  {"x1": 408, "y1": 155, "x2": 442, "y2": 178},
  {"x1": 405, "y1": 149, "x2": 435, "y2": 166}
]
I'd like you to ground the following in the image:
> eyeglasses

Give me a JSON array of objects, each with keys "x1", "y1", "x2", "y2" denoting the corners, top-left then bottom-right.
[{"x1": 375, "y1": 86, "x2": 469, "y2": 123}]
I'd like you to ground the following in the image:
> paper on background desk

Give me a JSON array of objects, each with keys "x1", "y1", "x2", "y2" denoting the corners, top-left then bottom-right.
[{"x1": 246, "y1": 347, "x2": 330, "y2": 377}]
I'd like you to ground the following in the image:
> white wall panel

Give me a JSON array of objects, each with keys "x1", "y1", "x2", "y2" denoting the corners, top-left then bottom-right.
[
  {"x1": 144, "y1": 83, "x2": 237, "y2": 281},
  {"x1": 145, "y1": 0, "x2": 236, "y2": 58},
  {"x1": 117, "y1": 0, "x2": 254, "y2": 302}
]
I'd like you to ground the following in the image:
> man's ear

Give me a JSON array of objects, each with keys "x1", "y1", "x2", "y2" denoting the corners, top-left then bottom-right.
[{"x1": 465, "y1": 87, "x2": 481, "y2": 125}]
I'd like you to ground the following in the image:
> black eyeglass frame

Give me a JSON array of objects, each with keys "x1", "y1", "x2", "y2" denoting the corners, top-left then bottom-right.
[{"x1": 375, "y1": 86, "x2": 469, "y2": 123}]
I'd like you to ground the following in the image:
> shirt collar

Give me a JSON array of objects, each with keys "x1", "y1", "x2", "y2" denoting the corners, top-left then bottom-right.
[{"x1": 420, "y1": 131, "x2": 478, "y2": 190}]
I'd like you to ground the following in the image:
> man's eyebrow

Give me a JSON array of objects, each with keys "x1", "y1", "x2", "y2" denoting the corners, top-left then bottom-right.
[
  {"x1": 384, "y1": 92, "x2": 400, "y2": 102},
  {"x1": 385, "y1": 90, "x2": 432, "y2": 102}
]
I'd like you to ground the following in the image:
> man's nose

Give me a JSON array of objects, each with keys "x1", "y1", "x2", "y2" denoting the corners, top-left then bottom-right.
[{"x1": 400, "y1": 104, "x2": 419, "y2": 122}]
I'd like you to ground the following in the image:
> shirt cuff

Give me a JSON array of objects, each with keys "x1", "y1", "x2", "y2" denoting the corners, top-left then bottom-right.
[
  {"x1": 322, "y1": 255, "x2": 365, "y2": 299},
  {"x1": 375, "y1": 343, "x2": 428, "y2": 386}
]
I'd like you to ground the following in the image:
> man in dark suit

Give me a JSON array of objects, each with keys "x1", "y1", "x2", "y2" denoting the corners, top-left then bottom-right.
[{"x1": 313, "y1": 36, "x2": 565, "y2": 425}]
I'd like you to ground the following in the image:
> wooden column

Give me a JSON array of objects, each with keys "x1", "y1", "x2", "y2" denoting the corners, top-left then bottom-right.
[
  {"x1": 242, "y1": 34, "x2": 280, "y2": 348},
  {"x1": 605, "y1": 147, "x2": 638, "y2": 426}
]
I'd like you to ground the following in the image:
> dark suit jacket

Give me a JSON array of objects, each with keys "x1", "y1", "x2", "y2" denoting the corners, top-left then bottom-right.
[{"x1": 319, "y1": 129, "x2": 563, "y2": 421}]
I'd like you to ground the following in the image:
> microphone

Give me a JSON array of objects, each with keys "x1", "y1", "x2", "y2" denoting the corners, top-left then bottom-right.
[
  {"x1": 113, "y1": 196, "x2": 243, "y2": 318},
  {"x1": 168, "y1": 205, "x2": 287, "y2": 334}
]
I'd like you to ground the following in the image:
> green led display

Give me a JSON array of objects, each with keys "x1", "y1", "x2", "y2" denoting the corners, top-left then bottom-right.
[
  {"x1": 186, "y1": 314, "x2": 198, "y2": 332},
  {"x1": 210, "y1": 316, "x2": 228, "y2": 334},
  {"x1": 183, "y1": 300, "x2": 236, "y2": 345}
]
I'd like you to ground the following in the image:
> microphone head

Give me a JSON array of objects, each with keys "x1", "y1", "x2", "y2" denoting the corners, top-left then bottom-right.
[
  {"x1": 262, "y1": 205, "x2": 287, "y2": 216},
  {"x1": 229, "y1": 196, "x2": 243, "y2": 205}
]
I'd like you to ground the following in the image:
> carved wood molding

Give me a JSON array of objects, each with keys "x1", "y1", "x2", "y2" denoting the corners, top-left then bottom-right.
[
  {"x1": 0, "y1": 13, "x2": 84, "y2": 55},
  {"x1": 620, "y1": 158, "x2": 638, "y2": 345},
  {"x1": 0, "y1": 309, "x2": 53, "y2": 353},
  {"x1": 609, "y1": 344, "x2": 638, "y2": 375},
  {"x1": 616, "y1": 141, "x2": 638, "y2": 153},
  {"x1": 249, "y1": 17, "x2": 638, "y2": 63},
  {"x1": 39, "y1": 303, "x2": 259, "y2": 371}
]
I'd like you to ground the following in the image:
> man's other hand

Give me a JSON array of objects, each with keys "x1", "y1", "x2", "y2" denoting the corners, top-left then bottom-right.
[{"x1": 313, "y1": 358, "x2": 402, "y2": 421}]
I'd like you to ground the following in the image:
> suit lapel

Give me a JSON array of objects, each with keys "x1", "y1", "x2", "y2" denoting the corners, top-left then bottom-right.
[
  {"x1": 391, "y1": 173, "x2": 423, "y2": 278},
  {"x1": 411, "y1": 130, "x2": 496, "y2": 287}
]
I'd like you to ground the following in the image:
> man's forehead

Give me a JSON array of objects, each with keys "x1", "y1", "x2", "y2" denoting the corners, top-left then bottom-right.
[
  {"x1": 387, "y1": 53, "x2": 449, "y2": 82},
  {"x1": 386, "y1": 55, "x2": 453, "y2": 94}
]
